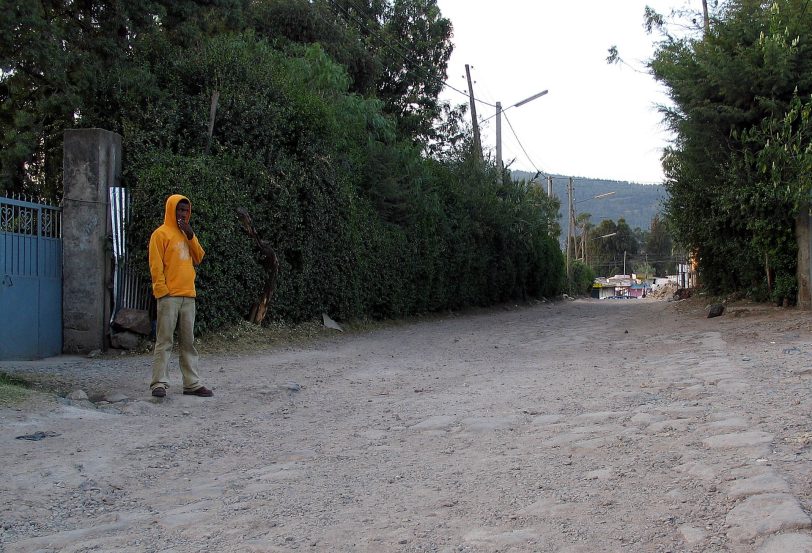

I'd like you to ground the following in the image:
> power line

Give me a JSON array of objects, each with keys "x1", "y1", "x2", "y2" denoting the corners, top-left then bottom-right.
[{"x1": 502, "y1": 110, "x2": 547, "y2": 176}]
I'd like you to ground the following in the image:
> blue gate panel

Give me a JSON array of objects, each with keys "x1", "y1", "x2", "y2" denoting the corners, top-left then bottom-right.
[
  {"x1": 38, "y1": 236, "x2": 62, "y2": 357},
  {"x1": 0, "y1": 274, "x2": 39, "y2": 359},
  {"x1": 38, "y1": 274, "x2": 62, "y2": 358},
  {"x1": 0, "y1": 198, "x2": 62, "y2": 360}
]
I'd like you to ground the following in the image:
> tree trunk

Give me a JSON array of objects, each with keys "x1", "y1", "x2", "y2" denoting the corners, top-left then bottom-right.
[
  {"x1": 796, "y1": 203, "x2": 811, "y2": 310},
  {"x1": 235, "y1": 208, "x2": 279, "y2": 324}
]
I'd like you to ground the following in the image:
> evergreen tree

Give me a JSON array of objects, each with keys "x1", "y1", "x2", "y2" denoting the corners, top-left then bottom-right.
[{"x1": 649, "y1": 0, "x2": 812, "y2": 299}]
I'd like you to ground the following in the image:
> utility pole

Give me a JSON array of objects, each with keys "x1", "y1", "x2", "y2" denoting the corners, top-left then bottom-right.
[
  {"x1": 465, "y1": 64, "x2": 482, "y2": 159},
  {"x1": 570, "y1": 178, "x2": 578, "y2": 260},
  {"x1": 547, "y1": 175, "x2": 553, "y2": 197},
  {"x1": 566, "y1": 177, "x2": 575, "y2": 284},
  {"x1": 701, "y1": 0, "x2": 710, "y2": 34},
  {"x1": 486, "y1": 90, "x2": 547, "y2": 177},
  {"x1": 495, "y1": 101, "x2": 502, "y2": 173}
]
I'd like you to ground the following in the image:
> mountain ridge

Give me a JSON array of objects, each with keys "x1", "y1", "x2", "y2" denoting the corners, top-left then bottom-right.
[{"x1": 512, "y1": 170, "x2": 667, "y2": 238}]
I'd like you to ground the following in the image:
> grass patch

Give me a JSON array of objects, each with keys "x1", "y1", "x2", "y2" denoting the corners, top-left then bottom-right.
[
  {"x1": 197, "y1": 315, "x2": 414, "y2": 355},
  {"x1": 199, "y1": 318, "x2": 358, "y2": 354},
  {"x1": 0, "y1": 372, "x2": 34, "y2": 405}
]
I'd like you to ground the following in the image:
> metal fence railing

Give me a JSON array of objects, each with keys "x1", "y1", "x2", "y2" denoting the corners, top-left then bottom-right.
[
  {"x1": 0, "y1": 194, "x2": 62, "y2": 278},
  {"x1": 110, "y1": 187, "x2": 150, "y2": 318}
]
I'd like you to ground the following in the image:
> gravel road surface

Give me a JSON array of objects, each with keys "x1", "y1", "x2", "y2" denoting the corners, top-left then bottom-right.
[{"x1": 1, "y1": 298, "x2": 811, "y2": 552}]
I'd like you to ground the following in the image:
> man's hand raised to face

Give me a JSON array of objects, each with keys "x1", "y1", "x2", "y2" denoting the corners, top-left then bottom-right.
[{"x1": 176, "y1": 202, "x2": 194, "y2": 239}]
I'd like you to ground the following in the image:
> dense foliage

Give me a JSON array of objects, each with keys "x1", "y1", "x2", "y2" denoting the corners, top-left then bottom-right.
[
  {"x1": 649, "y1": 0, "x2": 812, "y2": 302},
  {"x1": 568, "y1": 260, "x2": 595, "y2": 296},
  {"x1": 1, "y1": 1, "x2": 564, "y2": 329},
  {"x1": 568, "y1": 213, "x2": 680, "y2": 279}
]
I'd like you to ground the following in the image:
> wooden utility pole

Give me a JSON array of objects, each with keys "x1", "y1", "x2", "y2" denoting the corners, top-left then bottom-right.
[{"x1": 465, "y1": 64, "x2": 482, "y2": 159}]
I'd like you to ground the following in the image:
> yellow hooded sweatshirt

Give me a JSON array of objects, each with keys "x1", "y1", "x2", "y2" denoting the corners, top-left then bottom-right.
[{"x1": 149, "y1": 194, "x2": 205, "y2": 299}]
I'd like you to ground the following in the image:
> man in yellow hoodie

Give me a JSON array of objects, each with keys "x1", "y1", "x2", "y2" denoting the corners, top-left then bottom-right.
[{"x1": 149, "y1": 194, "x2": 213, "y2": 398}]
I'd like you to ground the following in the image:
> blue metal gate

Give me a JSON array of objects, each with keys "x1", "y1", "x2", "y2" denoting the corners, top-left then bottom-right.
[{"x1": 0, "y1": 195, "x2": 62, "y2": 360}]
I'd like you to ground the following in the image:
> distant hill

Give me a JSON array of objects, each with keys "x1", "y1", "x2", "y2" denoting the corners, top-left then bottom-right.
[{"x1": 512, "y1": 171, "x2": 667, "y2": 242}]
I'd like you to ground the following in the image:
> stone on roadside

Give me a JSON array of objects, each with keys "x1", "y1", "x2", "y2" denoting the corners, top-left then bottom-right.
[
  {"x1": 119, "y1": 401, "x2": 155, "y2": 416},
  {"x1": 110, "y1": 331, "x2": 142, "y2": 350},
  {"x1": 707, "y1": 303, "x2": 725, "y2": 318},
  {"x1": 702, "y1": 431, "x2": 773, "y2": 449},
  {"x1": 280, "y1": 382, "x2": 301, "y2": 392},
  {"x1": 757, "y1": 533, "x2": 812, "y2": 553},
  {"x1": 58, "y1": 397, "x2": 97, "y2": 410},
  {"x1": 103, "y1": 392, "x2": 129, "y2": 403},
  {"x1": 727, "y1": 472, "x2": 790, "y2": 499},
  {"x1": 584, "y1": 468, "x2": 613, "y2": 481},
  {"x1": 112, "y1": 308, "x2": 152, "y2": 336},
  {"x1": 97, "y1": 404, "x2": 122, "y2": 414},
  {"x1": 66, "y1": 389, "x2": 88, "y2": 401},
  {"x1": 725, "y1": 493, "x2": 812, "y2": 543},
  {"x1": 679, "y1": 524, "x2": 706, "y2": 545},
  {"x1": 322, "y1": 313, "x2": 343, "y2": 332}
]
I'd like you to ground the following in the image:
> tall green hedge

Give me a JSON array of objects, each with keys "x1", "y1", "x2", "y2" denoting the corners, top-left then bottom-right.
[{"x1": 126, "y1": 33, "x2": 564, "y2": 331}]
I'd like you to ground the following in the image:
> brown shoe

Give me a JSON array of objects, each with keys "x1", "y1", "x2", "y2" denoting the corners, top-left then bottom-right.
[
  {"x1": 183, "y1": 386, "x2": 213, "y2": 397},
  {"x1": 151, "y1": 387, "x2": 166, "y2": 398}
]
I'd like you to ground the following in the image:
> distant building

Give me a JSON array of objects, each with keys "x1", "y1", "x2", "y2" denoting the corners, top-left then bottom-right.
[
  {"x1": 591, "y1": 280, "x2": 617, "y2": 299},
  {"x1": 677, "y1": 262, "x2": 697, "y2": 289},
  {"x1": 629, "y1": 283, "x2": 650, "y2": 298},
  {"x1": 592, "y1": 275, "x2": 650, "y2": 298}
]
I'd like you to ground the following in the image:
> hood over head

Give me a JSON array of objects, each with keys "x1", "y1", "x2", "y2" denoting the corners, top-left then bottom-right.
[{"x1": 163, "y1": 194, "x2": 191, "y2": 227}]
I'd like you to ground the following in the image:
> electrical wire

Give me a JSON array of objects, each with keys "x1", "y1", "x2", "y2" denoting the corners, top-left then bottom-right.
[{"x1": 502, "y1": 110, "x2": 547, "y2": 176}]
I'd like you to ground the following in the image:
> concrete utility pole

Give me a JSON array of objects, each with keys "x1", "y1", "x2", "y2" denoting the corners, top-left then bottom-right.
[
  {"x1": 547, "y1": 175, "x2": 553, "y2": 197},
  {"x1": 701, "y1": 0, "x2": 710, "y2": 34},
  {"x1": 465, "y1": 64, "x2": 482, "y2": 159},
  {"x1": 566, "y1": 177, "x2": 575, "y2": 283},
  {"x1": 488, "y1": 89, "x2": 548, "y2": 176},
  {"x1": 495, "y1": 102, "x2": 503, "y2": 172}
]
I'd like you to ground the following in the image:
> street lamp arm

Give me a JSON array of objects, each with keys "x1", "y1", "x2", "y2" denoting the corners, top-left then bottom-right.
[
  {"x1": 513, "y1": 89, "x2": 548, "y2": 108},
  {"x1": 480, "y1": 89, "x2": 549, "y2": 123},
  {"x1": 575, "y1": 191, "x2": 616, "y2": 205}
]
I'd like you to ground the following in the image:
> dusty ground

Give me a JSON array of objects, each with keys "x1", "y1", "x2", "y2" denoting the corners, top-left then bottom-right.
[{"x1": 1, "y1": 297, "x2": 812, "y2": 553}]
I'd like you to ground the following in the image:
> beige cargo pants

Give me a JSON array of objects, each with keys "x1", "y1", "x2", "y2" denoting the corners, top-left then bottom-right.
[{"x1": 150, "y1": 296, "x2": 201, "y2": 392}]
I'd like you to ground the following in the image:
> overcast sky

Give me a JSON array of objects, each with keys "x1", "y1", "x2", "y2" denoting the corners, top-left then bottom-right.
[{"x1": 435, "y1": 1, "x2": 697, "y2": 184}]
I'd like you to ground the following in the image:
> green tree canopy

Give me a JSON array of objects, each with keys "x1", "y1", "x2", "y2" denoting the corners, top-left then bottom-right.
[
  {"x1": 650, "y1": 0, "x2": 812, "y2": 299},
  {"x1": 1, "y1": 1, "x2": 566, "y2": 330}
]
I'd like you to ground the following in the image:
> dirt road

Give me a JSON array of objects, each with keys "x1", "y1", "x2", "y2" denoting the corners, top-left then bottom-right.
[{"x1": 1, "y1": 298, "x2": 812, "y2": 552}]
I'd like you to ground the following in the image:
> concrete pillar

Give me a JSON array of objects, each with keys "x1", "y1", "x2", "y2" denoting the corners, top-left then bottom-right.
[{"x1": 62, "y1": 129, "x2": 121, "y2": 353}]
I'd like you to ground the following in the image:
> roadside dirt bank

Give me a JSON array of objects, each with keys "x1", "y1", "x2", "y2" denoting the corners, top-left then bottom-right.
[{"x1": 1, "y1": 297, "x2": 811, "y2": 552}]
